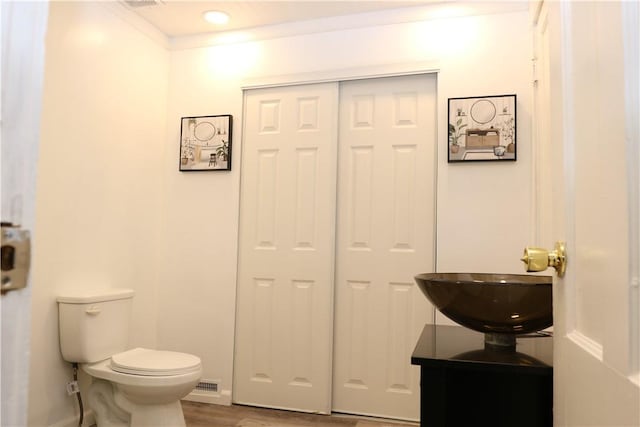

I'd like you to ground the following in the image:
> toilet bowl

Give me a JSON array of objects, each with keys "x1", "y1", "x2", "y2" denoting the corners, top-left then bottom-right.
[
  {"x1": 84, "y1": 349, "x2": 202, "y2": 427},
  {"x1": 57, "y1": 289, "x2": 202, "y2": 427},
  {"x1": 86, "y1": 348, "x2": 201, "y2": 404}
]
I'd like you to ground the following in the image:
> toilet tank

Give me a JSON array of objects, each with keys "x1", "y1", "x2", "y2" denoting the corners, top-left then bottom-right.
[{"x1": 57, "y1": 288, "x2": 134, "y2": 363}]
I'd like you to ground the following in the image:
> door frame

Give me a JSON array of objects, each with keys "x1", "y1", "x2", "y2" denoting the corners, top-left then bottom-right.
[
  {"x1": 621, "y1": 0, "x2": 640, "y2": 382},
  {"x1": 234, "y1": 69, "x2": 441, "y2": 413},
  {"x1": 240, "y1": 62, "x2": 440, "y2": 91}
]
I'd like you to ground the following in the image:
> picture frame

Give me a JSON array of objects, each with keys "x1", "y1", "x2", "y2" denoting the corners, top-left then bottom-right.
[
  {"x1": 179, "y1": 115, "x2": 233, "y2": 171},
  {"x1": 448, "y1": 94, "x2": 516, "y2": 163}
]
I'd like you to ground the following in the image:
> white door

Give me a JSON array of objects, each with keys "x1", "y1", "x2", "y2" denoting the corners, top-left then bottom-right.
[
  {"x1": 534, "y1": 1, "x2": 640, "y2": 425},
  {"x1": 235, "y1": 75, "x2": 437, "y2": 418},
  {"x1": 332, "y1": 75, "x2": 436, "y2": 421},
  {"x1": 234, "y1": 83, "x2": 339, "y2": 413},
  {"x1": 1, "y1": 2, "x2": 49, "y2": 426}
]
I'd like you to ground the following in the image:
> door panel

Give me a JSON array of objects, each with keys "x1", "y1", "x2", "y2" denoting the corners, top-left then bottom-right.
[
  {"x1": 1, "y1": 3, "x2": 48, "y2": 426},
  {"x1": 234, "y1": 83, "x2": 339, "y2": 413},
  {"x1": 332, "y1": 75, "x2": 436, "y2": 421},
  {"x1": 534, "y1": 1, "x2": 640, "y2": 424}
]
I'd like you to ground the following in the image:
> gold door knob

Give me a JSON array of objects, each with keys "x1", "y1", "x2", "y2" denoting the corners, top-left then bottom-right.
[{"x1": 521, "y1": 241, "x2": 566, "y2": 277}]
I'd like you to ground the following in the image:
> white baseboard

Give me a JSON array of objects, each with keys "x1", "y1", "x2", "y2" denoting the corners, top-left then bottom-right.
[{"x1": 183, "y1": 389, "x2": 232, "y2": 406}]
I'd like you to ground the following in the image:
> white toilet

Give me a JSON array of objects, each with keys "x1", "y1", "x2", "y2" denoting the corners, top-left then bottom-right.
[{"x1": 57, "y1": 288, "x2": 202, "y2": 427}]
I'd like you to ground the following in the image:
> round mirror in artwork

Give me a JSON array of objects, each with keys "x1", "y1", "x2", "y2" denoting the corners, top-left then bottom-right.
[
  {"x1": 194, "y1": 121, "x2": 217, "y2": 142},
  {"x1": 470, "y1": 99, "x2": 497, "y2": 124}
]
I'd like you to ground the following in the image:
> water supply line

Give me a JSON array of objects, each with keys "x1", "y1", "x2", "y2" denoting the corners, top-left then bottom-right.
[{"x1": 71, "y1": 363, "x2": 84, "y2": 427}]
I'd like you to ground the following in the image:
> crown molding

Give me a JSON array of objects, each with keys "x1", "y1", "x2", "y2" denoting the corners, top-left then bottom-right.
[
  {"x1": 101, "y1": 2, "x2": 170, "y2": 50},
  {"x1": 169, "y1": 1, "x2": 527, "y2": 51}
]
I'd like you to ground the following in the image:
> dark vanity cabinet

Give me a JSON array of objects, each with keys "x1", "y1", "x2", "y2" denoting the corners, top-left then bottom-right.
[{"x1": 411, "y1": 325, "x2": 553, "y2": 427}]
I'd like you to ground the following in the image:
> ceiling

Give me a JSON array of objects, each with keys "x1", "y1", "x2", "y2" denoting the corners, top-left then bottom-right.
[{"x1": 121, "y1": 1, "x2": 435, "y2": 38}]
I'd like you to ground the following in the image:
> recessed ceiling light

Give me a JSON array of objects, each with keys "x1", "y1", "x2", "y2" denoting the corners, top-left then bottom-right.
[{"x1": 203, "y1": 10, "x2": 229, "y2": 25}]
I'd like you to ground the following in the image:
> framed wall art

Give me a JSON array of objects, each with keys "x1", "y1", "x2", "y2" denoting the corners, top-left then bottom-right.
[
  {"x1": 448, "y1": 94, "x2": 516, "y2": 163},
  {"x1": 179, "y1": 114, "x2": 233, "y2": 171}
]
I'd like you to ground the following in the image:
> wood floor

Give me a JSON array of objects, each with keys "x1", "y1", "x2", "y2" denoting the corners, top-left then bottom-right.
[{"x1": 182, "y1": 401, "x2": 418, "y2": 427}]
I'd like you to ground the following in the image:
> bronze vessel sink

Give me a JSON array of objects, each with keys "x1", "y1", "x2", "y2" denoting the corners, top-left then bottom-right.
[{"x1": 414, "y1": 273, "x2": 552, "y2": 348}]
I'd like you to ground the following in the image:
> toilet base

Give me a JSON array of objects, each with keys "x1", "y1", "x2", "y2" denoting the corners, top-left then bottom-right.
[{"x1": 88, "y1": 379, "x2": 187, "y2": 427}]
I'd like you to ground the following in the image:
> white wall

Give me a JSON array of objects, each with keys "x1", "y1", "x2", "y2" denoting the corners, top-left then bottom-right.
[
  {"x1": 161, "y1": 9, "x2": 533, "y2": 399},
  {"x1": 435, "y1": 31, "x2": 533, "y2": 275},
  {"x1": 158, "y1": 51, "x2": 243, "y2": 404},
  {"x1": 29, "y1": 3, "x2": 169, "y2": 426}
]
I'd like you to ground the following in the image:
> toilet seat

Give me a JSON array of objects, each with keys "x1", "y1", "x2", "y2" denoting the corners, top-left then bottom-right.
[
  {"x1": 84, "y1": 357, "x2": 202, "y2": 388},
  {"x1": 111, "y1": 348, "x2": 201, "y2": 376}
]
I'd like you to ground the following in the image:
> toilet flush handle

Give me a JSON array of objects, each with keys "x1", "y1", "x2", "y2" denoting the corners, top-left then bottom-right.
[{"x1": 85, "y1": 305, "x2": 101, "y2": 315}]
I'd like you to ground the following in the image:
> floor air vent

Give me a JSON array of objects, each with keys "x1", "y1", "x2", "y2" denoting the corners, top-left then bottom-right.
[
  {"x1": 186, "y1": 379, "x2": 221, "y2": 404},
  {"x1": 195, "y1": 381, "x2": 218, "y2": 393}
]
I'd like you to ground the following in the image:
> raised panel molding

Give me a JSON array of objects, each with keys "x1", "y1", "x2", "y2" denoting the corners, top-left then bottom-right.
[
  {"x1": 568, "y1": 330, "x2": 604, "y2": 361},
  {"x1": 393, "y1": 92, "x2": 418, "y2": 127},
  {"x1": 294, "y1": 148, "x2": 318, "y2": 250},
  {"x1": 344, "y1": 280, "x2": 370, "y2": 389},
  {"x1": 290, "y1": 280, "x2": 314, "y2": 387},
  {"x1": 352, "y1": 95, "x2": 375, "y2": 129},
  {"x1": 349, "y1": 146, "x2": 373, "y2": 250},
  {"x1": 391, "y1": 145, "x2": 417, "y2": 252},
  {"x1": 298, "y1": 97, "x2": 320, "y2": 131},
  {"x1": 387, "y1": 282, "x2": 413, "y2": 394},
  {"x1": 252, "y1": 278, "x2": 275, "y2": 383},
  {"x1": 256, "y1": 150, "x2": 278, "y2": 249},
  {"x1": 259, "y1": 100, "x2": 281, "y2": 133}
]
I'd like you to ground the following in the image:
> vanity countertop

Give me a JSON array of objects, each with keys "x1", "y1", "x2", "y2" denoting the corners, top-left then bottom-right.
[{"x1": 411, "y1": 324, "x2": 553, "y2": 375}]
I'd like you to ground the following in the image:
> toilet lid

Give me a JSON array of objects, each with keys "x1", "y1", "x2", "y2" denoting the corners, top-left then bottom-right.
[{"x1": 110, "y1": 348, "x2": 201, "y2": 376}]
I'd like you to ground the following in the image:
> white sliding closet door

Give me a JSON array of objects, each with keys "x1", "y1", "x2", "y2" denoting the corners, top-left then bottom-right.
[
  {"x1": 234, "y1": 83, "x2": 339, "y2": 413},
  {"x1": 332, "y1": 75, "x2": 437, "y2": 421},
  {"x1": 235, "y1": 75, "x2": 436, "y2": 419}
]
